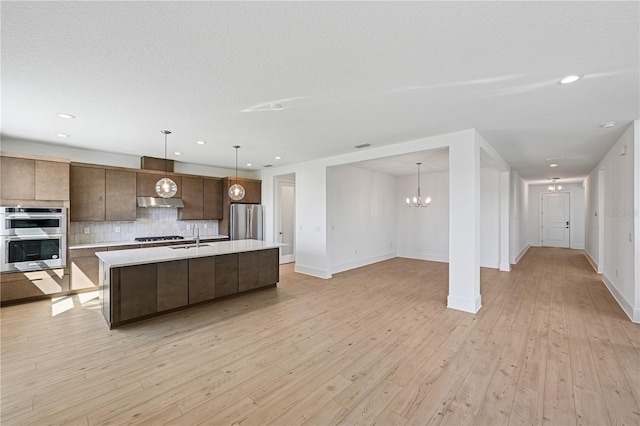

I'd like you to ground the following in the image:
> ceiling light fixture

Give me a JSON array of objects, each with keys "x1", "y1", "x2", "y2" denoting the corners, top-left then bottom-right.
[
  {"x1": 550, "y1": 163, "x2": 558, "y2": 167},
  {"x1": 559, "y1": 75, "x2": 582, "y2": 84},
  {"x1": 548, "y1": 178, "x2": 563, "y2": 192},
  {"x1": 155, "y1": 130, "x2": 178, "y2": 198},
  {"x1": 246, "y1": 163, "x2": 252, "y2": 167},
  {"x1": 57, "y1": 113, "x2": 75, "y2": 119},
  {"x1": 229, "y1": 146, "x2": 245, "y2": 201},
  {"x1": 174, "y1": 152, "x2": 182, "y2": 156},
  {"x1": 275, "y1": 156, "x2": 282, "y2": 160},
  {"x1": 55, "y1": 133, "x2": 70, "y2": 138},
  {"x1": 600, "y1": 122, "x2": 616, "y2": 128},
  {"x1": 196, "y1": 140, "x2": 206, "y2": 145},
  {"x1": 406, "y1": 163, "x2": 431, "y2": 207}
]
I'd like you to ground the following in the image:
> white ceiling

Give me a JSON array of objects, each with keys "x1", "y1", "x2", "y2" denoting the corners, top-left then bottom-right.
[{"x1": 1, "y1": 2, "x2": 638, "y2": 182}]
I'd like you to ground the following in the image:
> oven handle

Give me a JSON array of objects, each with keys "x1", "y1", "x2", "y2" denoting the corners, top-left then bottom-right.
[
  {"x1": 3, "y1": 234, "x2": 64, "y2": 241},
  {"x1": 3, "y1": 214, "x2": 65, "y2": 219}
]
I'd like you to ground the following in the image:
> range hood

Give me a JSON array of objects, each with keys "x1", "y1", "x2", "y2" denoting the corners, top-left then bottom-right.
[{"x1": 136, "y1": 196, "x2": 184, "y2": 208}]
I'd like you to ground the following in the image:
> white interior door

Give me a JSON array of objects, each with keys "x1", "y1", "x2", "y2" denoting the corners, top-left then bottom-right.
[
  {"x1": 276, "y1": 178, "x2": 295, "y2": 264},
  {"x1": 542, "y1": 192, "x2": 570, "y2": 248}
]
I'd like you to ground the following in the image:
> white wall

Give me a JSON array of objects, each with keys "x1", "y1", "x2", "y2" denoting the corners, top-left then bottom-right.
[
  {"x1": 327, "y1": 165, "x2": 397, "y2": 273},
  {"x1": 528, "y1": 183, "x2": 585, "y2": 249},
  {"x1": 0, "y1": 137, "x2": 257, "y2": 179},
  {"x1": 509, "y1": 171, "x2": 529, "y2": 263},
  {"x1": 396, "y1": 167, "x2": 501, "y2": 269},
  {"x1": 590, "y1": 122, "x2": 637, "y2": 321}
]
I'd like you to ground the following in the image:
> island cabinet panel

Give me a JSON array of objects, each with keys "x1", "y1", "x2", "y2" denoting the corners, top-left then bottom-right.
[
  {"x1": 180, "y1": 177, "x2": 204, "y2": 220},
  {"x1": 105, "y1": 169, "x2": 137, "y2": 221},
  {"x1": 137, "y1": 172, "x2": 182, "y2": 198},
  {"x1": 238, "y1": 251, "x2": 260, "y2": 292},
  {"x1": 215, "y1": 253, "x2": 238, "y2": 297},
  {"x1": 70, "y1": 248, "x2": 100, "y2": 290},
  {"x1": 259, "y1": 248, "x2": 280, "y2": 287},
  {"x1": 188, "y1": 257, "x2": 216, "y2": 304},
  {"x1": 203, "y1": 178, "x2": 223, "y2": 220},
  {"x1": 1, "y1": 157, "x2": 35, "y2": 200},
  {"x1": 157, "y1": 260, "x2": 188, "y2": 311},
  {"x1": 35, "y1": 160, "x2": 70, "y2": 201},
  {"x1": 115, "y1": 263, "x2": 157, "y2": 322},
  {"x1": 70, "y1": 166, "x2": 106, "y2": 221}
]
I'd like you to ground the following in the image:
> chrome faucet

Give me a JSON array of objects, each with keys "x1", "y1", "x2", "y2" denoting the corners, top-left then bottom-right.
[{"x1": 193, "y1": 224, "x2": 200, "y2": 248}]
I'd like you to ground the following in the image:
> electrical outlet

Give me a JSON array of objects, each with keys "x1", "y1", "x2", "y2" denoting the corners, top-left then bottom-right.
[
  {"x1": 186, "y1": 224, "x2": 191, "y2": 230},
  {"x1": 83, "y1": 227, "x2": 90, "y2": 234},
  {"x1": 204, "y1": 224, "x2": 208, "y2": 229},
  {"x1": 115, "y1": 226, "x2": 121, "y2": 233}
]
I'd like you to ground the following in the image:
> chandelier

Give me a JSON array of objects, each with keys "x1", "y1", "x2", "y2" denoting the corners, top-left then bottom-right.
[
  {"x1": 548, "y1": 178, "x2": 563, "y2": 192},
  {"x1": 406, "y1": 162, "x2": 431, "y2": 207}
]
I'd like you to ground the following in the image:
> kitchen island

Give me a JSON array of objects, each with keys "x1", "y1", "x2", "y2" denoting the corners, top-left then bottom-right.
[{"x1": 97, "y1": 239, "x2": 281, "y2": 328}]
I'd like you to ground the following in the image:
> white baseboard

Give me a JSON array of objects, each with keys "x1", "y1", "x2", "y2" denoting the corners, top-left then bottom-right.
[
  {"x1": 447, "y1": 294, "x2": 482, "y2": 314},
  {"x1": 510, "y1": 244, "x2": 531, "y2": 265},
  {"x1": 480, "y1": 260, "x2": 500, "y2": 269},
  {"x1": 602, "y1": 274, "x2": 639, "y2": 323},
  {"x1": 397, "y1": 251, "x2": 448, "y2": 263},
  {"x1": 583, "y1": 250, "x2": 603, "y2": 274},
  {"x1": 571, "y1": 244, "x2": 585, "y2": 250},
  {"x1": 331, "y1": 252, "x2": 396, "y2": 274},
  {"x1": 294, "y1": 264, "x2": 332, "y2": 279}
]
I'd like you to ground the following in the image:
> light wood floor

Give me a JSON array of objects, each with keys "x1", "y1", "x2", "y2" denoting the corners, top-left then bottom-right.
[{"x1": 2, "y1": 247, "x2": 639, "y2": 425}]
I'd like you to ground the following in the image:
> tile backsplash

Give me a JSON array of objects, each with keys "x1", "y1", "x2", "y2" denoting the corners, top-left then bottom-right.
[{"x1": 69, "y1": 208, "x2": 220, "y2": 245}]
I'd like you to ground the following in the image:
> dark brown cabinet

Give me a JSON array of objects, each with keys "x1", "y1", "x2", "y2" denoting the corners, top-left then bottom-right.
[
  {"x1": 203, "y1": 178, "x2": 223, "y2": 220},
  {"x1": 0, "y1": 269, "x2": 69, "y2": 304},
  {"x1": 35, "y1": 160, "x2": 70, "y2": 201},
  {"x1": 157, "y1": 260, "x2": 188, "y2": 311},
  {"x1": 180, "y1": 177, "x2": 204, "y2": 220},
  {"x1": 215, "y1": 253, "x2": 239, "y2": 297},
  {"x1": 70, "y1": 166, "x2": 106, "y2": 221},
  {"x1": 1, "y1": 157, "x2": 35, "y2": 200},
  {"x1": 114, "y1": 263, "x2": 157, "y2": 322},
  {"x1": 259, "y1": 248, "x2": 280, "y2": 287},
  {"x1": 70, "y1": 248, "x2": 100, "y2": 290},
  {"x1": 238, "y1": 251, "x2": 260, "y2": 292},
  {"x1": 188, "y1": 256, "x2": 216, "y2": 303},
  {"x1": 137, "y1": 172, "x2": 182, "y2": 198},
  {"x1": 106, "y1": 170, "x2": 137, "y2": 221},
  {"x1": 1, "y1": 156, "x2": 70, "y2": 202}
]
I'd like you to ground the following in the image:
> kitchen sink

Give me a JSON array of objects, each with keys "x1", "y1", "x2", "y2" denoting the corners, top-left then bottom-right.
[{"x1": 169, "y1": 243, "x2": 212, "y2": 249}]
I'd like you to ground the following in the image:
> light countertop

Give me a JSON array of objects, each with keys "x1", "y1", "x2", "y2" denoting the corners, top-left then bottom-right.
[
  {"x1": 70, "y1": 235, "x2": 229, "y2": 250},
  {"x1": 95, "y1": 239, "x2": 283, "y2": 268}
]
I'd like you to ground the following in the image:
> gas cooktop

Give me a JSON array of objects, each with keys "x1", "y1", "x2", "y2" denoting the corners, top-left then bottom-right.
[{"x1": 134, "y1": 235, "x2": 185, "y2": 242}]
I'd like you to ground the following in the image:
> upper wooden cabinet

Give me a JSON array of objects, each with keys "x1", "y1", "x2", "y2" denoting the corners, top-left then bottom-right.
[
  {"x1": 224, "y1": 178, "x2": 261, "y2": 204},
  {"x1": 105, "y1": 169, "x2": 136, "y2": 221},
  {"x1": 71, "y1": 165, "x2": 137, "y2": 222},
  {"x1": 137, "y1": 172, "x2": 182, "y2": 198},
  {"x1": 180, "y1": 177, "x2": 204, "y2": 220},
  {"x1": 203, "y1": 178, "x2": 223, "y2": 220},
  {"x1": 70, "y1": 166, "x2": 105, "y2": 221},
  {"x1": 1, "y1": 155, "x2": 69, "y2": 202}
]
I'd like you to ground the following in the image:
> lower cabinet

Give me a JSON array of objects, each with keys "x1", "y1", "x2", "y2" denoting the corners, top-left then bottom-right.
[
  {"x1": 157, "y1": 260, "x2": 188, "y2": 311},
  {"x1": 0, "y1": 269, "x2": 69, "y2": 304},
  {"x1": 188, "y1": 257, "x2": 216, "y2": 303},
  {"x1": 115, "y1": 263, "x2": 157, "y2": 322},
  {"x1": 215, "y1": 254, "x2": 239, "y2": 297},
  {"x1": 238, "y1": 251, "x2": 260, "y2": 292}
]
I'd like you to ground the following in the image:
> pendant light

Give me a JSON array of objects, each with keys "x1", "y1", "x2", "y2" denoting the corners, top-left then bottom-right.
[
  {"x1": 228, "y1": 145, "x2": 245, "y2": 201},
  {"x1": 406, "y1": 162, "x2": 431, "y2": 207},
  {"x1": 548, "y1": 178, "x2": 562, "y2": 192},
  {"x1": 155, "y1": 130, "x2": 178, "y2": 198}
]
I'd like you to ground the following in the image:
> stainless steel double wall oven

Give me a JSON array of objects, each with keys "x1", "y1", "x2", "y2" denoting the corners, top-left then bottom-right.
[{"x1": 0, "y1": 207, "x2": 67, "y2": 273}]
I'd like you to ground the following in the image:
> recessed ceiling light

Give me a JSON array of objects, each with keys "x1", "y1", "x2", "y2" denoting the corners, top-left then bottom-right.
[
  {"x1": 246, "y1": 163, "x2": 252, "y2": 167},
  {"x1": 274, "y1": 156, "x2": 282, "y2": 160},
  {"x1": 55, "y1": 133, "x2": 70, "y2": 138},
  {"x1": 57, "y1": 113, "x2": 75, "y2": 119},
  {"x1": 550, "y1": 164, "x2": 558, "y2": 167},
  {"x1": 196, "y1": 140, "x2": 206, "y2": 145},
  {"x1": 559, "y1": 75, "x2": 582, "y2": 84},
  {"x1": 600, "y1": 122, "x2": 616, "y2": 128},
  {"x1": 174, "y1": 152, "x2": 182, "y2": 156}
]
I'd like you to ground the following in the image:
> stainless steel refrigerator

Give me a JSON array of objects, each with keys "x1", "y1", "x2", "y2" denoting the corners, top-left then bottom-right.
[{"x1": 230, "y1": 204, "x2": 264, "y2": 240}]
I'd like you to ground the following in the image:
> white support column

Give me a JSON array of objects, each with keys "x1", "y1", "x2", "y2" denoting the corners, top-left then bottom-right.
[
  {"x1": 499, "y1": 171, "x2": 511, "y2": 271},
  {"x1": 448, "y1": 137, "x2": 482, "y2": 314}
]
